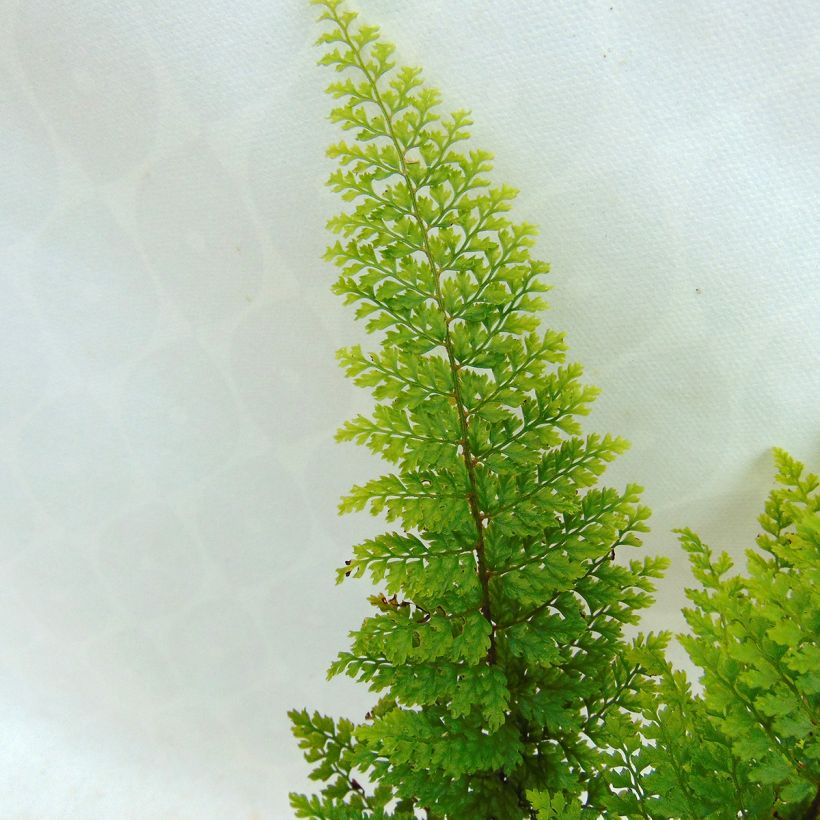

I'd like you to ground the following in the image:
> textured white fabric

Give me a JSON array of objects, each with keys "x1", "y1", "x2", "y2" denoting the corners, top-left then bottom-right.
[{"x1": 0, "y1": 0, "x2": 818, "y2": 816}]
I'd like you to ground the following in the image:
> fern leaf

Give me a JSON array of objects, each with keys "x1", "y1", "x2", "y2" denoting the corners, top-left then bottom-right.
[{"x1": 291, "y1": 3, "x2": 670, "y2": 816}]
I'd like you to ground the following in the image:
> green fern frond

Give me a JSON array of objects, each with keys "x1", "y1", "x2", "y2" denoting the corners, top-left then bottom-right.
[
  {"x1": 637, "y1": 449, "x2": 820, "y2": 819},
  {"x1": 290, "y1": 3, "x2": 669, "y2": 817}
]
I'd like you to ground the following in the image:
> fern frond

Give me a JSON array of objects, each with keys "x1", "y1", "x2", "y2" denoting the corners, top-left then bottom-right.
[
  {"x1": 636, "y1": 450, "x2": 820, "y2": 819},
  {"x1": 291, "y1": 3, "x2": 670, "y2": 817}
]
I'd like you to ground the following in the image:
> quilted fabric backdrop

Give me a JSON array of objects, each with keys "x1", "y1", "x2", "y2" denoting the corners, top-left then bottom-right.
[{"x1": 0, "y1": 0, "x2": 817, "y2": 817}]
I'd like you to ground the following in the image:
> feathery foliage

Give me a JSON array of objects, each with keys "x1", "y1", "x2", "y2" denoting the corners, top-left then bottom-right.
[
  {"x1": 610, "y1": 449, "x2": 819, "y2": 819},
  {"x1": 286, "y1": 1, "x2": 816, "y2": 816},
  {"x1": 289, "y1": 2, "x2": 670, "y2": 817}
]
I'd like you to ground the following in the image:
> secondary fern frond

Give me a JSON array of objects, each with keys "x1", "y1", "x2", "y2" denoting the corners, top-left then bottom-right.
[{"x1": 631, "y1": 450, "x2": 820, "y2": 819}]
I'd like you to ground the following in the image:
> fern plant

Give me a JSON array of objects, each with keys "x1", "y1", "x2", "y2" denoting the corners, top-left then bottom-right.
[
  {"x1": 632, "y1": 450, "x2": 820, "y2": 820},
  {"x1": 288, "y1": 2, "x2": 670, "y2": 817}
]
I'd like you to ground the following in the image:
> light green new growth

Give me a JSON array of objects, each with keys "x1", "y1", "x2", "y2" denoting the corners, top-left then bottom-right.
[{"x1": 289, "y1": 2, "x2": 669, "y2": 817}]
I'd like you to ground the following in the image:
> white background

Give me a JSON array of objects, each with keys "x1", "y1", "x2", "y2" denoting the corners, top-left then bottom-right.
[{"x1": 1, "y1": 0, "x2": 818, "y2": 817}]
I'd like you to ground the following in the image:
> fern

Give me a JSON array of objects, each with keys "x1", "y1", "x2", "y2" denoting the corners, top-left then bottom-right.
[
  {"x1": 618, "y1": 450, "x2": 820, "y2": 820},
  {"x1": 288, "y1": 2, "x2": 670, "y2": 817}
]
